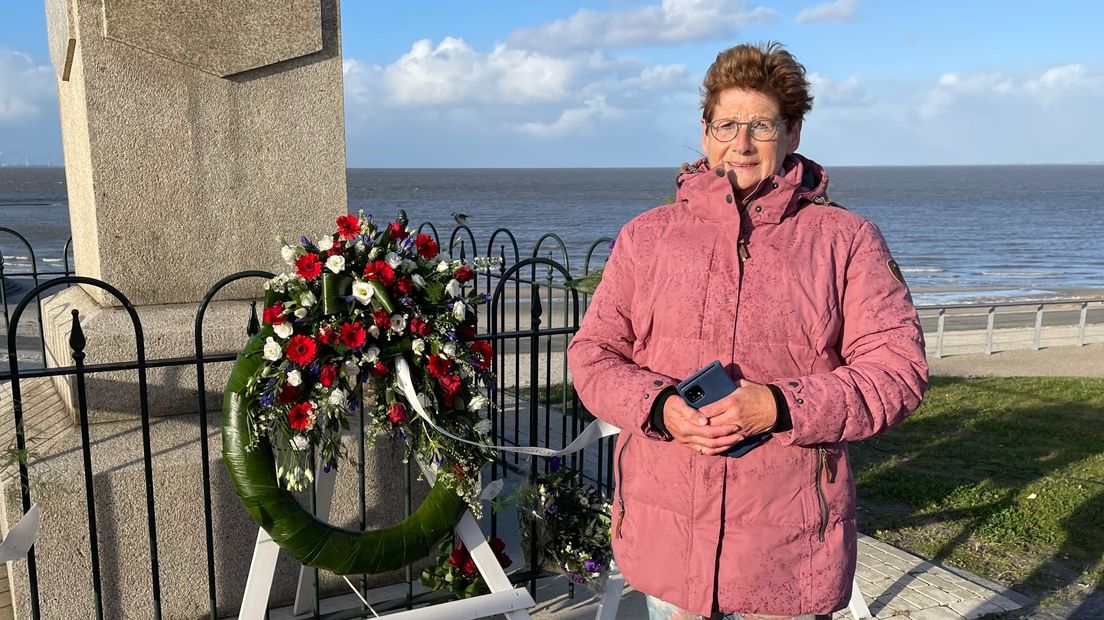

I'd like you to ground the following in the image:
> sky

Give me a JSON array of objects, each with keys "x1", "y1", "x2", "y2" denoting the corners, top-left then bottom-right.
[{"x1": 1, "y1": 0, "x2": 1102, "y2": 167}]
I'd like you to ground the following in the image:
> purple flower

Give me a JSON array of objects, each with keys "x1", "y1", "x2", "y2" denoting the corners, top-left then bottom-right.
[
  {"x1": 548, "y1": 456, "x2": 562, "y2": 472},
  {"x1": 572, "y1": 574, "x2": 587, "y2": 585},
  {"x1": 608, "y1": 238, "x2": 616, "y2": 250},
  {"x1": 547, "y1": 504, "x2": 558, "y2": 515},
  {"x1": 300, "y1": 235, "x2": 312, "y2": 246},
  {"x1": 445, "y1": 330, "x2": 457, "y2": 341},
  {"x1": 583, "y1": 559, "x2": 600, "y2": 573},
  {"x1": 259, "y1": 392, "x2": 275, "y2": 407},
  {"x1": 480, "y1": 293, "x2": 492, "y2": 302}
]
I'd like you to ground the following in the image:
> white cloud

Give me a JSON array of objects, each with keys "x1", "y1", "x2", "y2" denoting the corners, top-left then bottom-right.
[
  {"x1": 795, "y1": 0, "x2": 859, "y2": 24},
  {"x1": 512, "y1": 96, "x2": 622, "y2": 137},
  {"x1": 506, "y1": 0, "x2": 776, "y2": 53},
  {"x1": 0, "y1": 49, "x2": 55, "y2": 124},
  {"x1": 920, "y1": 71, "x2": 1014, "y2": 119},
  {"x1": 1024, "y1": 63, "x2": 1090, "y2": 105},
  {"x1": 808, "y1": 73, "x2": 869, "y2": 107},
  {"x1": 919, "y1": 64, "x2": 1101, "y2": 119}
]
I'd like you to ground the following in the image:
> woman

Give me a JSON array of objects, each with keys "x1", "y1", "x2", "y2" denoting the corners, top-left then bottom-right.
[{"x1": 566, "y1": 42, "x2": 928, "y2": 620}]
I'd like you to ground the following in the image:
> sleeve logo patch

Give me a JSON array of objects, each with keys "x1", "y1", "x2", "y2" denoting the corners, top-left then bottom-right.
[{"x1": 888, "y1": 259, "x2": 906, "y2": 285}]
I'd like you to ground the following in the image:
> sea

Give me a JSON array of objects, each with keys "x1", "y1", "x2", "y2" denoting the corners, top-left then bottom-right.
[{"x1": 2, "y1": 165, "x2": 1103, "y2": 306}]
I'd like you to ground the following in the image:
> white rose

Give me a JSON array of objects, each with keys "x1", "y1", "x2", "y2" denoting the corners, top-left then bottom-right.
[
  {"x1": 316, "y1": 235, "x2": 334, "y2": 251},
  {"x1": 402, "y1": 259, "x2": 418, "y2": 273},
  {"x1": 473, "y1": 416, "x2": 491, "y2": 432},
  {"x1": 390, "y1": 314, "x2": 407, "y2": 333},
  {"x1": 351, "y1": 280, "x2": 374, "y2": 305},
  {"x1": 280, "y1": 245, "x2": 296, "y2": 265},
  {"x1": 436, "y1": 260, "x2": 450, "y2": 273},
  {"x1": 443, "y1": 342, "x2": 458, "y2": 358},
  {"x1": 274, "y1": 322, "x2": 293, "y2": 339},
  {"x1": 294, "y1": 307, "x2": 308, "y2": 319},
  {"x1": 300, "y1": 291, "x2": 316, "y2": 307},
  {"x1": 445, "y1": 279, "x2": 462, "y2": 298},
  {"x1": 411, "y1": 274, "x2": 426, "y2": 289},
  {"x1": 343, "y1": 359, "x2": 359, "y2": 383},
  {"x1": 452, "y1": 301, "x2": 467, "y2": 321},
  {"x1": 286, "y1": 370, "x2": 302, "y2": 387},
  {"x1": 368, "y1": 325, "x2": 380, "y2": 338},
  {"x1": 325, "y1": 255, "x2": 345, "y2": 274},
  {"x1": 328, "y1": 388, "x2": 347, "y2": 406},
  {"x1": 385, "y1": 252, "x2": 402, "y2": 269},
  {"x1": 263, "y1": 337, "x2": 282, "y2": 361},
  {"x1": 290, "y1": 435, "x2": 310, "y2": 451},
  {"x1": 364, "y1": 346, "x2": 380, "y2": 363},
  {"x1": 411, "y1": 338, "x2": 425, "y2": 355}
]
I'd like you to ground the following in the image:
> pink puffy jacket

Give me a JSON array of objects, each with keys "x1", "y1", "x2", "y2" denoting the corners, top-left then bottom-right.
[{"x1": 566, "y1": 154, "x2": 928, "y2": 616}]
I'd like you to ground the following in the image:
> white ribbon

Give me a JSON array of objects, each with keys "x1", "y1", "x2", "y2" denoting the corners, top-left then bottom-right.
[{"x1": 394, "y1": 357, "x2": 620, "y2": 458}]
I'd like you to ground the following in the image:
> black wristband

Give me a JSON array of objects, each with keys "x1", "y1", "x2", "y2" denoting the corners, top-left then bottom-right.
[
  {"x1": 649, "y1": 386, "x2": 678, "y2": 438},
  {"x1": 766, "y1": 383, "x2": 793, "y2": 432}
]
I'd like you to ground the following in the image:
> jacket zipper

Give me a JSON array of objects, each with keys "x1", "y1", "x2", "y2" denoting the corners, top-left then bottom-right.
[
  {"x1": 615, "y1": 434, "x2": 633, "y2": 538},
  {"x1": 815, "y1": 446, "x2": 835, "y2": 542}
]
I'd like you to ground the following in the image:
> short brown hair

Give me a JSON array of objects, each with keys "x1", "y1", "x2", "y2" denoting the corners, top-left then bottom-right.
[{"x1": 701, "y1": 42, "x2": 813, "y2": 128}]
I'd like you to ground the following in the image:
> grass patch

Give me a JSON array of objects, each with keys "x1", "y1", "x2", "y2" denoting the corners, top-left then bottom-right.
[{"x1": 851, "y1": 376, "x2": 1104, "y2": 609}]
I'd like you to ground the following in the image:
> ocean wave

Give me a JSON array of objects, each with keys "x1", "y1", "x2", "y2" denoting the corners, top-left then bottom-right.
[
  {"x1": 901, "y1": 267, "x2": 944, "y2": 273},
  {"x1": 981, "y1": 271, "x2": 1067, "y2": 277},
  {"x1": 42, "y1": 258, "x2": 62, "y2": 263}
]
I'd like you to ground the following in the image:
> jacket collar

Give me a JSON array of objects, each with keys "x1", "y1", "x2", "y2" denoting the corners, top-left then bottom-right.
[{"x1": 675, "y1": 154, "x2": 831, "y2": 225}]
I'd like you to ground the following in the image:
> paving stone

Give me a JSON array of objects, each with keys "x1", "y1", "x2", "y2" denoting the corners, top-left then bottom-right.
[
  {"x1": 908, "y1": 606, "x2": 965, "y2": 620},
  {"x1": 987, "y1": 593, "x2": 1025, "y2": 612},
  {"x1": 949, "y1": 599, "x2": 1008, "y2": 619},
  {"x1": 913, "y1": 583, "x2": 964, "y2": 605},
  {"x1": 856, "y1": 565, "x2": 892, "y2": 582}
]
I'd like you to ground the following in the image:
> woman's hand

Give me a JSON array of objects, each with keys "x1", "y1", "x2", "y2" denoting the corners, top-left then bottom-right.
[
  {"x1": 697, "y1": 379, "x2": 778, "y2": 439},
  {"x1": 662, "y1": 394, "x2": 748, "y2": 456}
]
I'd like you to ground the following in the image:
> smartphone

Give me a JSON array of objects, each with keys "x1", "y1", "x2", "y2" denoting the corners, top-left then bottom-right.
[{"x1": 676, "y1": 361, "x2": 771, "y2": 458}]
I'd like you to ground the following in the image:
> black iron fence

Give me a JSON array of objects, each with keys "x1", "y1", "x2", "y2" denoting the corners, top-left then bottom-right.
[{"x1": 0, "y1": 225, "x2": 613, "y2": 619}]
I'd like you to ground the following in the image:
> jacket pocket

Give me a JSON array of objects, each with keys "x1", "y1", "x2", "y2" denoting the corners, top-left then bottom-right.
[
  {"x1": 615, "y1": 433, "x2": 633, "y2": 539},
  {"x1": 815, "y1": 445, "x2": 836, "y2": 542}
]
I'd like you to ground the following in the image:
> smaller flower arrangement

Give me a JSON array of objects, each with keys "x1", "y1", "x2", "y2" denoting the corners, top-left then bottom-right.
[
  {"x1": 514, "y1": 457, "x2": 613, "y2": 593},
  {"x1": 420, "y1": 538, "x2": 512, "y2": 599},
  {"x1": 244, "y1": 211, "x2": 498, "y2": 511}
]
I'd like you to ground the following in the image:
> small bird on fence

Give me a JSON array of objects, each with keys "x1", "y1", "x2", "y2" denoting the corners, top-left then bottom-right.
[{"x1": 452, "y1": 212, "x2": 469, "y2": 225}]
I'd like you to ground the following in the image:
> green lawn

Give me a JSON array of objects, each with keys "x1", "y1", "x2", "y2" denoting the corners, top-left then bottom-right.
[{"x1": 850, "y1": 376, "x2": 1104, "y2": 609}]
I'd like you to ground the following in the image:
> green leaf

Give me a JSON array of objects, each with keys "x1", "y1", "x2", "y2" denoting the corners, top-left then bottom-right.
[{"x1": 565, "y1": 271, "x2": 604, "y2": 294}]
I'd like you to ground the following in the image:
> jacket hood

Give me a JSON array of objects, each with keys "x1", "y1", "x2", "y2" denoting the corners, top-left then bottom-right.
[{"x1": 674, "y1": 153, "x2": 831, "y2": 224}]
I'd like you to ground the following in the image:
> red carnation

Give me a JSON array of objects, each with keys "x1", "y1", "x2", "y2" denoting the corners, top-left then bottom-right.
[
  {"x1": 489, "y1": 537, "x2": 512, "y2": 569},
  {"x1": 340, "y1": 321, "x2": 366, "y2": 349},
  {"x1": 457, "y1": 325, "x2": 476, "y2": 341},
  {"x1": 363, "y1": 260, "x2": 396, "y2": 287},
  {"x1": 317, "y1": 326, "x2": 335, "y2": 345},
  {"x1": 262, "y1": 302, "x2": 286, "y2": 325},
  {"x1": 454, "y1": 265, "x2": 475, "y2": 283},
  {"x1": 396, "y1": 276, "x2": 413, "y2": 295},
  {"x1": 319, "y1": 364, "x2": 337, "y2": 388},
  {"x1": 470, "y1": 340, "x2": 493, "y2": 371},
  {"x1": 295, "y1": 253, "x2": 323, "y2": 280},
  {"x1": 449, "y1": 544, "x2": 477, "y2": 577},
  {"x1": 388, "y1": 221, "x2": 409, "y2": 240},
  {"x1": 326, "y1": 245, "x2": 344, "y2": 257},
  {"x1": 372, "y1": 308, "x2": 391, "y2": 330},
  {"x1": 439, "y1": 374, "x2": 462, "y2": 407},
  {"x1": 409, "y1": 316, "x2": 431, "y2": 337},
  {"x1": 277, "y1": 383, "x2": 300, "y2": 404},
  {"x1": 387, "y1": 402, "x2": 407, "y2": 425},
  {"x1": 427, "y1": 355, "x2": 452, "y2": 378},
  {"x1": 285, "y1": 334, "x2": 317, "y2": 366},
  {"x1": 336, "y1": 214, "x2": 361, "y2": 239},
  {"x1": 370, "y1": 360, "x2": 389, "y2": 377},
  {"x1": 414, "y1": 234, "x2": 439, "y2": 259},
  {"x1": 288, "y1": 402, "x2": 314, "y2": 431}
]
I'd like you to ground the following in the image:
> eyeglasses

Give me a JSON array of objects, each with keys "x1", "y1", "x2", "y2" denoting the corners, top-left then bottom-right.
[{"x1": 707, "y1": 118, "x2": 784, "y2": 142}]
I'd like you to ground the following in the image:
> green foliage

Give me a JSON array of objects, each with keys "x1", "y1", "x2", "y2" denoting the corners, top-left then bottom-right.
[
  {"x1": 565, "y1": 271, "x2": 603, "y2": 295},
  {"x1": 851, "y1": 376, "x2": 1104, "y2": 606}
]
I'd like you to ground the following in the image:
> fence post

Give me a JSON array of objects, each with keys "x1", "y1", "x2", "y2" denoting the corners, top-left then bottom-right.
[
  {"x1": 936, "y1": 309, "x2": 946, "y2": 359},
  {"x1": 985, "y1": 307, "x2": 996, "y2": 355},
  {"x1": 1078, "y1": 302, "x2": 1088, "y2": 346},
  {"x1": 1033, "y1": 304, "x2": 1044, "y2": 350}
]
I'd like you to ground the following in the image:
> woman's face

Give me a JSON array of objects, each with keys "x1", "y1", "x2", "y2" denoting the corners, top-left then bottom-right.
[{"x1": 701, "y1": 88, "x2": 802, "y2": 200}]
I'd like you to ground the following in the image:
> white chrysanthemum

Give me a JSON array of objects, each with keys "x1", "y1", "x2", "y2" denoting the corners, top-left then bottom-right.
[
  {"x1": 436, "y1": 260, "x2": 450, "y2": 273},
  {"x1": 286, "y1": 370, "x2": 302, "y2": 386},
  {"x1": 385, "y1": 251, "x2": 402, "y2": 269},
  {"x1": 316, "y1": 235, "x2": 334, "y2": 251},
  {"x1": 343, "y1": 359, "x2": 359, "y2": 383},
  {"x1": 469, "y1": 395, "x2": 489, "y2": 412},
  {"x1": 368, "y1": 325, "x2": 380, "y2": 338},
  {"x1": 280, "y1": 245, "x2": 297, "y2": 265},
  {"x1": 294, "y1": 307, "x2": 308, "y2": 319},
  {"x1": 351, "y1": 280, "x2": 374, "y2": 305},
  {"x1": 411, "y1": 338, "x2": 425, "y2": 355},
  {"x1": 300, "y1": 291, "x2": 316, "y2": 307},
  {"x1": 290, "y1": 435, "x2": 310, "y2": 451},
  {"x1": 326, "y1": 255, "x2": 345, "y2": 274},
  {"x1": 274, "y1": 322, "x2": 293, "y2": 339},
  {"x1": 263, "y1": 337, "x2": 281, "y2": 361},
  {"x1": 390, "y1": 314, "x2": 407, "y2": 333},
  {"x1": 452, "y1": 301, "x2": 467, "y2": 321},
  {"x1": 445, "y1": 279, "x2": 462, "y2": 298},
  {"x1": 411, "y1": 274, "x2": 426, "y2": 289},
  {"x1": 443, "y1": 342, "x2": 458, "y2": 358},
  {"x1": 364, "y1": 346, "x2": 381, "y2": 363}
]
